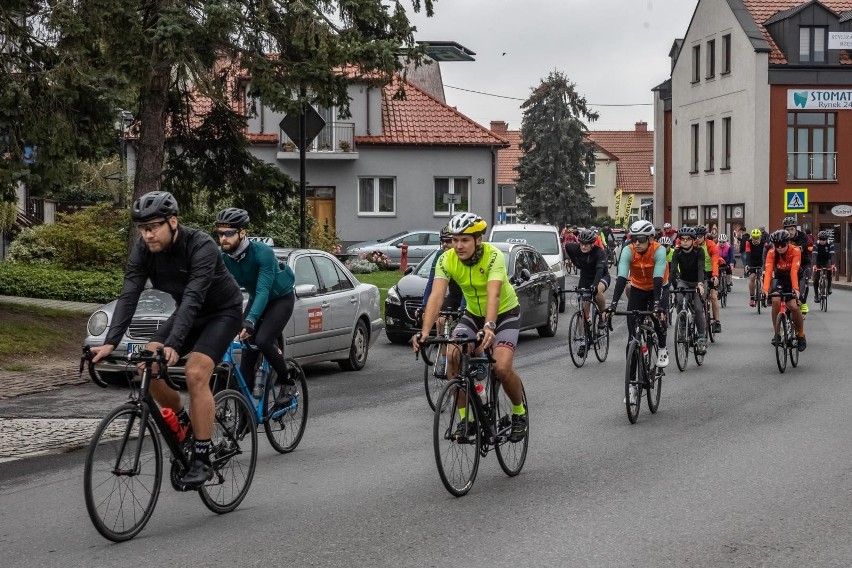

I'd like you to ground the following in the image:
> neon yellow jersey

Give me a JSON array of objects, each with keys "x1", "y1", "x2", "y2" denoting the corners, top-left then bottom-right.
[{"x1": 435, "y1": 243, "x2": 519, "y2": 317}]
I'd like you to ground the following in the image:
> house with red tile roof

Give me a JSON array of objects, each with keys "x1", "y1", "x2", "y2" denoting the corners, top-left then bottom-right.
[
  {"x1": 490, "y1": 121, "x2": 653, "y2": 227},
  {"x1": 653, "y1": 0, "x2": 852, "y2": 276}
]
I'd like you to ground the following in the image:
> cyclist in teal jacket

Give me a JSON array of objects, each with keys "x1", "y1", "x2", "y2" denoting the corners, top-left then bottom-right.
[{"x1": 217, "y1": 208, "x2": 297, "y2": 409}]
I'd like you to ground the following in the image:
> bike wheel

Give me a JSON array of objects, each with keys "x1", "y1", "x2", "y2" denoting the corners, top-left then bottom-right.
[
  {"x1": 264, "y1": 359, "x2": 309, "y2": 453},
  {"x1": 624, "y1": 342, "x2": 642, "y2": 424},
  {"x1": 705, "y1": 305, "x2": 715, "y2": 344},
  {"x1": 200, "y1": 389, "x2": 258, "y2": 513},
  {"x1": 820, "y1": 277, "x2": 828, "y2": 312},
  {"x1": 720, "y1": 287, "x2": 727, "y2": 308},
  {"x1": 567, "y1": 311, "x2": 588, "y2": 368},
  {"x1": 756, "y1": 292, "x2": 762, "y2": 314},
  {"x1": 423, "y1": 343, "x2": 446, "y2": 411},
  {"x1": 774, "y1": 313, "x2": 788, "y2": 373},
  {"x1": 495, "y1": 385, "x2": 528, "y2": 477},
  {"x1": 693, "y1": 319, "x2": 705, "y2": 366},
  {"x1": 674, "y1": 310, "x2": 689, "y2": 372},
  {"x1": 592, "y1": 311, "x2": 610, "y2": 362},
  {"x1": 788, "y1": 319, "x2": 800, "y2": 368},
  {"x1": 84, "y1": 403, "x2": 162, "y2": 542},
  {"x1": 433, "y1": 379, "x2": 481, "y2": 497},
  {"x1": 646, "y1": 349, "x2": 662, "y2": 414}
]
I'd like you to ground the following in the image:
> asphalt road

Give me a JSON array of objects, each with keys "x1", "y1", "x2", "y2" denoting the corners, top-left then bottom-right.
[{"x1": 2, "y1": 279, "x2": 851, "y2": 567}]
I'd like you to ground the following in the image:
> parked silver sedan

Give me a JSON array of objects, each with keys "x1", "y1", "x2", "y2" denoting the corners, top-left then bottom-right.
[
  {"x1": 345, "y1": 230, "x2": 441, "y2": 267},
  {"x1": 84, "y1": 248, "x2": 383, "y2": 382}
]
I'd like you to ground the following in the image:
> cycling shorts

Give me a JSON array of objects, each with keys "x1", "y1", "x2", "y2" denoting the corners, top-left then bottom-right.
[
  {"x1": 769, "y1": 274, "x2": 796, "y2": 296},
  {"x1": 453, "y1": 306, "x2": 521, "y2": 352},
  {"x1": 579, "y1": 273, "x2": 611, "y2": 292},
  {"x1": 151, "y1": 306, "x2": 242, "y2": 363},
  {"x1": 704, "y1": 271, "x2": 719, "y2": 289}
]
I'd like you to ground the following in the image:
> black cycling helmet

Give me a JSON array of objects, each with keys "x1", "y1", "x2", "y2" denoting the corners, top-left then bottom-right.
[
  {"x1": 577, "y1": 229, "x2": 596, "y2": 244},
  {"x1": 818, "y1": 230, "x2": 831, "y2": 240},
  {"x1": 781, "y1": 216, "x2": 797, "y2": 228},
  {"x1": 694, "y1": 225, "x2": 707, "y2": 237},
  {"x1": 131, "y1": 191, "x2": 179, "y2": 222},
  {"x1": 216, "y1": 207, "x2": 250, "y2": 228},
  {"x1": 678, "y1": 226, "x2": 696, "y2": 238},
  {"x1": 769, "y1": 229, "x2": 790, "y2": 244},
  {"x1": 440, "y1": 224, "x2": 452, "y2": 240}
]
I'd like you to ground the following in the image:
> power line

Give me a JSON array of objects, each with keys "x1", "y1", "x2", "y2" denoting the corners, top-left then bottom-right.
[{"x1": 444, "y1": 84, "x2": 653, "y2": 107}]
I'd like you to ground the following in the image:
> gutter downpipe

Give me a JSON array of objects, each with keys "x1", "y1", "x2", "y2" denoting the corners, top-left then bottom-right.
[
  {"x1": 366, "y1": 87, "x2": 371, "y2": 135},
  {"x1": 491, "y1": 147, "x2": 497, "y2": 228}
]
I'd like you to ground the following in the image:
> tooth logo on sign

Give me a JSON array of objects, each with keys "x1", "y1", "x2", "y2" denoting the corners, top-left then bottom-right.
[{"x1": 794, "y1": 91, "x2": 808, "y2": 108}]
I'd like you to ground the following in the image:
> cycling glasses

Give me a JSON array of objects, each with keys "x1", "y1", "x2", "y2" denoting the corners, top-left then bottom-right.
[
  {"x1": 633, "y1": 235, "x2": 650, "y2": 244},
  {"x1": 217, "y1": 229, "x2": 239, "y2": 238},
  {"x1": 136, "y1": 220, "x2": 168, "y2": 234}
]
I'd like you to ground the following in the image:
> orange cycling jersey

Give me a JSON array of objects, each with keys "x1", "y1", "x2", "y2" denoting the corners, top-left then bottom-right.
[
  {"x1": 620, "y1": 241, "x2": 669, "y2": 291},
  {"x1": 762, "y1": 245, "x2": 801, "y2": 293}
]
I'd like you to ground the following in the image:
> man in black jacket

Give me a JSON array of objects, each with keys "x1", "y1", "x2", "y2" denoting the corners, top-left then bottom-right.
[
  {"x1": 91, "y1": 191, "x2": 243, "y2": 488},
  {"x1": 564, "y1": 229, "x2": 611, "y2": 357},
  {"x1": 670, "y1": 226, "x2": 707, "y2": 354}
]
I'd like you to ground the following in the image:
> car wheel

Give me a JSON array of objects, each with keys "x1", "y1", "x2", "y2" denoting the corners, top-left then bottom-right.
[
  {"x1": 386, "y1": 331, "x2": 412, "y2": 345},
  {"x1": 537, "y1": 295, "x2": 559, "y2": 338},
  {"x1": 338, "y1": 319, "x2": 369, "y2": 371},
  {"x1": 558, "y1": 293, "x2": 566, "y2": 313}
]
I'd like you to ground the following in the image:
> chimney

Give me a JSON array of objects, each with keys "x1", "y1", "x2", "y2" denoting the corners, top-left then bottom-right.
[
  {"x1": 635, "y1": 121, "x2": 648, "y2": 133},
  {"x1": 490, "y1": 121, "x2": 509, "y2": 134}
]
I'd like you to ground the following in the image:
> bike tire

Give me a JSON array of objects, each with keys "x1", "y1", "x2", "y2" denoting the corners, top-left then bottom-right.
[
  {"x1": 788, "y1": 318, "x2": 800, "y2": 368},
  {"x1": 433, "y1": 379, "x2": 481, "y2": 497},
  {"x1": 646, "y1": 336, "x2": 662, "y2": 413},
  {"x1": 706, "y1": 304, "x2": 715, "y2": 344},
  {"x1": 720, "y1": 287, "x2": 727, "y2": 308},
  {"x1": 423, "y1": 343, "x2": 443, "y2": 410},
  {"x1": 756, "y1": 292, "x2": 762, "y2": 314},
  {"x1": 567, "y1": 311, "x2": 588, "y2": 368},
  {"x1": 820, "y1": 277, "x2": 828, "y2": 312},
  {"x1": 674, "y1": 310, "x2": 689, "y2": 372},
  {"x1": 592, "y1": 310, "x2": 610, "y2": 362},
  {"x1": 775, "y1": 313, "x2": 788, "y2": 373},
  {"x1": 495, "y1": 384, "x2": 528, "y2": 477},
  {"x1": 624, "y1": 342, "x2": 642, "y2": 424},
  {"x1": 693, "y1": 316, "x2": 705, "y2": 367},
  {"x1": 84, "y1": 403, "x2": 162, "y2": 542},
  {"x1": 200, "y1": 390, "x2": 258, "y2": 513},
  {"x1": 264, "y1": 359, "x2": 309, "y2": 453}
]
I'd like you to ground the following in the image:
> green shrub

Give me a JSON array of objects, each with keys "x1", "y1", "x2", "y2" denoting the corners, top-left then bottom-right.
[{"x1": 0, "y1": 263, "x2": 123, "y2": 303}]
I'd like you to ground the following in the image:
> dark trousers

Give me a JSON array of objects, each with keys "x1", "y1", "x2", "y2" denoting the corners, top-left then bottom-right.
[
  {"x1": 241, "y1": 292, "x2": 296, "y2": 389},
  {"x1": 627, "y1": 287, "x2": 667, "y2": 349}
]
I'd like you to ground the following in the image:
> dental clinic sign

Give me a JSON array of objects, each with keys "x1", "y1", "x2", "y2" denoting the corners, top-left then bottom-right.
[
  {"x1": 829, "y1": 32, "x2": 852, "y2": 50},
  {"x1": 788, "y1": 89, "x2": 852, "y2": 110}
]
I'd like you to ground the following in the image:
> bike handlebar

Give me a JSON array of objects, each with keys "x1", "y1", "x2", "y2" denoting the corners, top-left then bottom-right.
[{"x1": 417, "y1": 334, "x2": 496, "y2": 365}]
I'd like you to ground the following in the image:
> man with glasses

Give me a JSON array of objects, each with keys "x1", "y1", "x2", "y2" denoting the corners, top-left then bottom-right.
[
  {"x1": 745, "y1": 228, "x2": 769, "y2": 307},
  {"x1": 90, "y1": 191, "x2": 243, "y2": 488},
  {"x1": 763, "y1": 229, "x2": 806, "y2": 351},
  {"x1": 420, "y1": 225, "x2": 464, "y2": 317},
  {"x1": 782, "y1": 217, "x2": 811, "y2": 314},
  {"x1": 564, "y1": 228, "x2": 611, "y2": 357},
  {"x1": 216, "y1": 207, "x2": 297, "y2": 410},
  {"x1": 670, "y1": 227, "x2": 707, "y2": 354}
]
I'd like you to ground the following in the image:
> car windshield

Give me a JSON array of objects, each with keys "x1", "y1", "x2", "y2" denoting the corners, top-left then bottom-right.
[
  {"x1": 491, "y1": 231, "x2": 560, "y2": 255},
  {"x1": 415, "y1": 250, "x2": 439, "y2": 276},
  {"x1": 377, "y1": 231, "x2": 407, "y2": 243}
]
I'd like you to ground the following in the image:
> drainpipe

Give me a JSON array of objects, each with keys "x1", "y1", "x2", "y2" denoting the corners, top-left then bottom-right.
[
  {"x1": 491, "y1": 147, "x2": 497, "y2": 228},
  {"x1": 366, "y1": 87, "x2": 371, "y2": 135}
]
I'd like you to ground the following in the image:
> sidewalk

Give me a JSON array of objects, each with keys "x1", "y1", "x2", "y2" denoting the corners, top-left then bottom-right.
[{"x1": 0, "y1": 295, "x2": 102, "y2": 314}]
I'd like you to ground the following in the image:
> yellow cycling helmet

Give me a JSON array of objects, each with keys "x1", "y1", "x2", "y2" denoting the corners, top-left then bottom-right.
[
  {"x1": 448, "y1": 212, "x2": 487, "y2": 235},
  {"x1": 750, "y1": 228, "x2": 762, "y2": 239}
]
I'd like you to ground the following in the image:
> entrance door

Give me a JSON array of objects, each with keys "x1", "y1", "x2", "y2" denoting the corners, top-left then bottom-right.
[{"x1": 308, "y1": 186, "x2": 336, "y2": 232}]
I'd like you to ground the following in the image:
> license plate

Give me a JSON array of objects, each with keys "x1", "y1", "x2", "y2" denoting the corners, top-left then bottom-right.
[{"x1": 127, "y1": 343, "x2": 146, "y2": 355}]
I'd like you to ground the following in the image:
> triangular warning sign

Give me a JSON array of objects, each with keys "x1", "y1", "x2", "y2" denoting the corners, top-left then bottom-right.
[{"x1": 788, "y1": 193, "x2": 804, "y2": 209}]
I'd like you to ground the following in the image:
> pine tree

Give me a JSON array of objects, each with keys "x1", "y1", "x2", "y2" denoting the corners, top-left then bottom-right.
[{"x1": 515, "y1": 71, "x2": 598, "y2": 227}]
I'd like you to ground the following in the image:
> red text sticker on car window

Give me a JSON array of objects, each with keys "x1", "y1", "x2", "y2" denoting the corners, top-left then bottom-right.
[{"x1": 308, "y1": 308, "x2": 323, "y2": 333}]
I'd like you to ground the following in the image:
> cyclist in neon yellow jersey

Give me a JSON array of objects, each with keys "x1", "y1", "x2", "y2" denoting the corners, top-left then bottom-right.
[{"x1": 412, "y1": 213, "x2": 527, "y2": 443}]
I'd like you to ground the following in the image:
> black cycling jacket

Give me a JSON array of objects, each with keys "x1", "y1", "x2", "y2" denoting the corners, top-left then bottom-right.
[
  {"x1": 671, "y1": 246, "x2": 706, "y2": 284},
  {"x1": 564, "y1": 243, "x2": 609, "y2": 283},
  {"x1": 104, "y1": 225, "x2": 243, "y2": 351}
]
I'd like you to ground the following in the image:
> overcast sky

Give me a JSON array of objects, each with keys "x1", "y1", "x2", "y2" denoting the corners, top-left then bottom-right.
[{"x1": 407, "y1": 0, "x2": 698, "y2": 132}]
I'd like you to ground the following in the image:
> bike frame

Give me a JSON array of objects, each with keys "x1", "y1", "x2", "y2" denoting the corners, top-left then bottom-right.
[{"x1": 220, "y1": 340, "x2": 294, "y2": 425}]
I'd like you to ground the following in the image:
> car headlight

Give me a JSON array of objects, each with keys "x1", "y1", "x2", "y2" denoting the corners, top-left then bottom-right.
[
  {"x1": 87, "y1": 310, "x2": 109, "y2": 336},
  {"x1": 386, "y1": 287, "x2": 401, "y2": 305},
  {"x1": 550, "y1": 262, "x2": 564, "y2": 274}
]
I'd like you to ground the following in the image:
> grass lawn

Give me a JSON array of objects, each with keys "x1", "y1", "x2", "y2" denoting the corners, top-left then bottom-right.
[
  {"x1": 0, "y1": 302, "x2": 88, "y2": 371},
  {"x1": 353, "y1": 270, "x2": 406, "y2": 315}
]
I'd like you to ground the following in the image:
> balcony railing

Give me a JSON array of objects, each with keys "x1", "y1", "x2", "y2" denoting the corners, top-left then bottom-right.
[
  {"x1": 787, "y1": 152, "x2": 837, "y2": 181},
  {"x1": 280, "y1": 122, "x2": 355, "y2": 153}
]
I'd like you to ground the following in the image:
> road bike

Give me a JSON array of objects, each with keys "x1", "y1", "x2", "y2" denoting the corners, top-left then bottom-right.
[
  {"x1": 612, "y1": 310, "x2": 664, "y2": 424},
  {"x1": 767, "y1": 289, "x2": 800, "y2": 373},
  {"x1": 421, "y1": 309, "x2": 463, "y2": 410},
  {"x1": 81, "y1": 347, "x2": 257, "y2": 542},
  {"x1": 215, "y1": 339, "x2": 308, "y2": 453},
  {"x1": 749, "y1": 266, "x2": 764, "y2": 314},
  {"x1": 420, "y1": 336, "x2": 528, "y2": 497},
  {"x1": 813, "y1": 266, "x2": 832, "y2": 312},
  {"x1": 717, "y1": 267, "x2": 729, "y2": 309},
  {"x1": 672, "y1": 287, "x2": 705, "y2": 371},
  {"x1": 564, "y1": 287, "x2": 609, "y2": 368}
]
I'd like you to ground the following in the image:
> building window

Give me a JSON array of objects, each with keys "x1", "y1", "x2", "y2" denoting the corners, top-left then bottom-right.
[
  {"x1": 721, "y1": 34, "x2": 731, "y2": 74},
  {"x1": 681, "y1": 206, "x2": 698, "y2": 226},
  {"x1": 358, "y1": 177, "x2": 396, "y2": 215},
  {"x1": 787, "y1": 112, "x2": 836, "y2": 181},
  {"x1": 706, "y1": 39, "x2": 716, "y2": 79},
  {"x1": 703, "y1": 205, "x2": 719, "y2": 226},
  {"x1": 434, "y1": 177, "x2": 470, "y2": 215},
  {"x1": 800, "y1": 26, "x2": 827, "y2": 63},
  {"x1": 721, "y1": 117, "x2": 731, "y2": 170},
  {"x1": 705, "y1": 120, "x2": 715, "y2": 171},
  {"x1": 690, "y1": 123, "x2": 700, "y2": 173},
  {"x1": 586, "y1": 167, "x2": 596, "y2": 187},
  {"x1": 692, "y1": 44, "x2": 701, "y2": 83}
]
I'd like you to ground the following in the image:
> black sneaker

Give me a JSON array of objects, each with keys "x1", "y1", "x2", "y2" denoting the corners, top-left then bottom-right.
[
  {"x1": 771, "y1": 335, "x2": 781, "y2": 347},
  {"x1": 272, "y1": 384, "x2": 297, "y2": 411},
  {"x1": 452, "y1": 418, "x2": 477, "y2": 442},
  {"x1": 180, "y1": 460, "x2": 213, "y2": 489},
  {"x1": 712, "y1": 320, "x2": 722, "y2": 334},
  {"x1": 509, "y1": 413, "x2": 528, "y2": 443},
  {"x1": 797, "y1": 336, "x2": 807, "y2": 352}
]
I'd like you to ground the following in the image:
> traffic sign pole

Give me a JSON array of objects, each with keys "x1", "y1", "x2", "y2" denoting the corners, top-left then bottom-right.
[{"x1": 300, "y1": 105, "x2": 307, "y2": 248}]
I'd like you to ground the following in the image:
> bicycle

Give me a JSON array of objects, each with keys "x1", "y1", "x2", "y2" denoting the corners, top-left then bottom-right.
[
  {"x1": 612, "y1": 310, "x2": 664, "y2": 424},
  {"x1": 421, "y1": 309, "x2": 463, "y2": 410},
  {"x1": 420, "y1": 336, "x2": 528, "y2": 497},
  {"x1": 767, "y1": 289, "x2": 800, "y2": 373},
  {"x1": 81, "y1": 346, "x2": 257, "y2": 542},
  {"x1": 672, "y1": 287, "x2": 705, "y2": 371},
  {"x1": 215, "y1": 339, "x2": 308, "y2": 453},
  {"x1": 564, "y1": 287, "x2": 609, "y2": 367},
  {"x1": 717, "y1": 267, "x2": 729, "y2": 309},
  {"x1": 749, "y1": 266, "x2": 764, "y2": 314},
  {"x1": 813, "y1": 266, "x2": 831, "y2": 312},
  {"x1": 703, "y1": 284, "x2": 716, "y2": 344}
]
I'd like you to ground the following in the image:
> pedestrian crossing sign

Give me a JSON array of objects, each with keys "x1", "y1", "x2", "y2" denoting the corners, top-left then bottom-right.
[{"x1": 784, "y1": 188, "x2": 808, "y2": 213}]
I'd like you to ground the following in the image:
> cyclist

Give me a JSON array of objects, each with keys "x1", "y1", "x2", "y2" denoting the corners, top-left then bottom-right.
[
  {"x1": 670, "y1": 227, "x2": 707, "y2": 354},
  {"x1": 812, "y1": 230, "x2": 836, "y2": 302},
  {"x1": 215, "y1": 207, "x2": 297, "y2": 410},
  {"x1": 745, "y1": 228, "x2": 769, "y2": 307},
  {"x1": 717, "y1": 234, "x2": 735, "y2": 291},
  {"x1": 411, "y1": 213, "x2": 528, "y2": 443},
  {"x1": 90, "y1": 191, "x2": 243, "y2": 488},
  {"x1": 605, "y1": 219, "x2": 670, "y2": 368},
  {"x1": 762, "y1": 229, "x2": 806, "y2": 351},
  {"x1": 564, "y1": 228, "x2": 611, "y2": 357},
  {"x1": 782, "y1": 217, "x2": 811, "y2": 314},
  {"x1": 695, "y1": 226, "x2": 722, "y2": 334},
  {"x1": 661, "y1": 222, "x2": 677, "y2": 241}
]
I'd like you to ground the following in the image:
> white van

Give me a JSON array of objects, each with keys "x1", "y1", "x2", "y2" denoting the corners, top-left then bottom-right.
[{"x1": 489, "y1": 223, "x2": 567, "y2": 312}]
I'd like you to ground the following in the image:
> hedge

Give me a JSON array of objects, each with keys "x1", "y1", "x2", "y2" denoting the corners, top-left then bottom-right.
[{"x1": 0, "y1": 263, "x2": 123, "y2": 304}]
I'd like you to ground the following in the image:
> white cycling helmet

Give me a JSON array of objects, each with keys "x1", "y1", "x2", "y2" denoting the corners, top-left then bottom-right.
[
  {"x1": 663, "y1": 222, "x2": 672, "y2": 230},
  {"x1": 448, "y1": 212, "x2": 487, "y2": 235},
  {"x1": 658, "y1": 236, "x2": 673, "y2": 247},
  {"x1": 718, "y1": 233, "x2": 729, "y2": 243},
  {"x1": 630, "y1": 219, "x2": 655, "y2": 237}
]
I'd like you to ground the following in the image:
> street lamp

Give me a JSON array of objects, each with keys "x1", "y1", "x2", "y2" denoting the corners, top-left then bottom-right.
[{"x1": 113, "y1": 110, "x2": 134, "y2": 207}]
